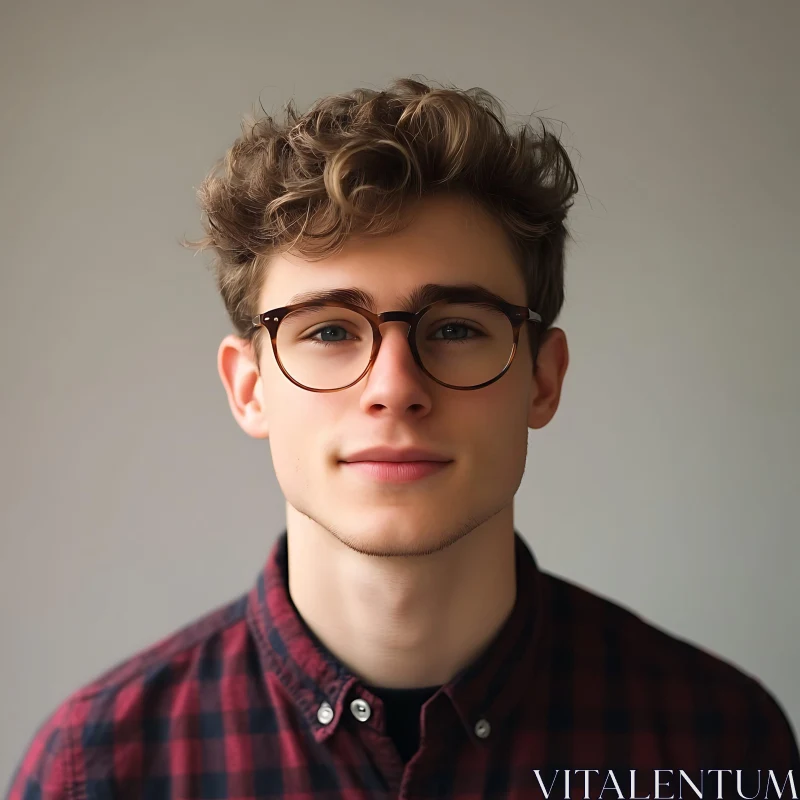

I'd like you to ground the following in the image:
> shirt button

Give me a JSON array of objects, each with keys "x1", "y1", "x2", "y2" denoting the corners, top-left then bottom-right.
[
  {"x1": 474, "y1": 718, "x2": 491, "y2": 739},
  {"x1": 350, "y1": 698, "x2": 372, "y2": 722},
  {"x1": 317, "y1": 702, "x2": 334, "y2": 725}
]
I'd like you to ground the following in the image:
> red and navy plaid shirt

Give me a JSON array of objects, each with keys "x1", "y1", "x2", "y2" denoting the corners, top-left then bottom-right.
[{"x1": 7, "y1": 530, "x2": 799, "y2": 799}]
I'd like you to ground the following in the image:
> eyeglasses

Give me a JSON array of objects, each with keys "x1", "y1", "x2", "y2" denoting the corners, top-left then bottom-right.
[{"x1": 251, "y1": 290, "x2": 542, "y2": 392}]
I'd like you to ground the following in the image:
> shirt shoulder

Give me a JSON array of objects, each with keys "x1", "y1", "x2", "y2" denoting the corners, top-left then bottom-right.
[
  {"x1": 5, "y1": 592, "x2": 251, "y2": 800},
  {"x1": 544, "y1": 568, "x2": 765, "y2": 688},
  {"x1": 541, "y1": 569, "x2": 800, "y2": 766}
]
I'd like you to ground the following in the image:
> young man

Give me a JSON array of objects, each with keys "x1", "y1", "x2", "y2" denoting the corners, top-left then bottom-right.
[{"x1": 8, "y1": 77, "x2": 798, "y2": 799}]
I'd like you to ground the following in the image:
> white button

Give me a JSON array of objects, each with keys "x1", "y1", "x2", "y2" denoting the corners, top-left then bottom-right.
[
  {"x1": 350, "y1": 698, "x2": 371, "y2": 722},
  {"x1": 474, "y1": 718, "x2": 491, "y2": 739},
  {"x1": 317, "y1": 702, "x2": 334, "y2": 725}
]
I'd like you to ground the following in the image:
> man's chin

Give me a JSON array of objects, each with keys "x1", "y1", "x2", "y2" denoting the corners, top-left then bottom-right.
[
  {"x1": 336, "y1": 536, "x2": 450, "y2": 559},
  {"x1": 328, "y1": 519, "x2": 472, "y2": 559}
]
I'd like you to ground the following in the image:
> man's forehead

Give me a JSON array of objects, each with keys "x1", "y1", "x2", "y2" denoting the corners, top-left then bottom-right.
[{"x1": 258, "y1": 253, "x2": 528, "y2": 313}]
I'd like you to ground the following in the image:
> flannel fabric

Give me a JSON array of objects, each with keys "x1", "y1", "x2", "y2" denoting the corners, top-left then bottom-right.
[{"x1": 7, "y1": 529, "x2": 799, "y2": 799}]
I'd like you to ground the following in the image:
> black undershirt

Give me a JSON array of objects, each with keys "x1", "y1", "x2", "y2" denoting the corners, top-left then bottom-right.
[{"x1": 365, "y1": 683, "x2": 442, "y2": 763}]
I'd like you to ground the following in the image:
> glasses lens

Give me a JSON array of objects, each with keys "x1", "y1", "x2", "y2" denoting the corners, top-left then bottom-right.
[
  {"x1": 416, "y1": 302, "x2": 514, "y2": 387},
  {"x1": 277, "y1": 306, "x2": 373, "y2": 390},
  {"x1": 276, "y1": 303, "x2": 515, "y2": 390}
]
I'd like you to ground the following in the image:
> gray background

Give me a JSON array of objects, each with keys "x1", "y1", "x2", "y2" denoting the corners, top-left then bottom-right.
[{"x1": 2, "y1": 0, "x2": 798, "y2": 782}]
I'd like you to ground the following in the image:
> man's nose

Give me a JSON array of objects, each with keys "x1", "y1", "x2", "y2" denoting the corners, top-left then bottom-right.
[{"x1": 373, "y1": 320, "x2": 416, "y2": 365}]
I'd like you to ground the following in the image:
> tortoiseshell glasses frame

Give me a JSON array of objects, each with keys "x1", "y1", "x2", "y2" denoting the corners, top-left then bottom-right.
[{"x1": 251, "y1": 290, "x2": 543, "y2": 393}]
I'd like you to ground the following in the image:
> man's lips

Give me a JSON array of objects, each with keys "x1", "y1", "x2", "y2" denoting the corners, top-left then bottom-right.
[
  {"x1": 339, "y1": 460, "x2": 452, "y2": 483},
  {"x1": 339, "y1": 445, "x2": 452, "y2": 463}
]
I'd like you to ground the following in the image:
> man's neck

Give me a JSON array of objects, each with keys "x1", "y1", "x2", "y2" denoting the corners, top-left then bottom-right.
[{"x1": 284, "y1": 505, "x2": 518, "y2": 689}]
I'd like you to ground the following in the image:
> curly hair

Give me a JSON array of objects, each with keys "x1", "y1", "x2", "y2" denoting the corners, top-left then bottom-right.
[{"x1": 181, "y1": 76, "x2": 580, "y2": 370}]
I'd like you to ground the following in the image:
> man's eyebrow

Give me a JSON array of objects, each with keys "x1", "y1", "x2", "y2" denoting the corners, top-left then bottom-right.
[{"x1": 284, "y1": 283, "x2": 514, "y2": 312}]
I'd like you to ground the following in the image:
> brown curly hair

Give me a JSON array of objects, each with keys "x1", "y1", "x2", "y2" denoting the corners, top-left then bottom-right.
[{"x1": 181, "y1": 76, "x2": 580, "y2": 371}]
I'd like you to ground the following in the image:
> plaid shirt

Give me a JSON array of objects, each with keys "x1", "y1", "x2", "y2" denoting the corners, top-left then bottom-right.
[{"x1": 7, "y1": 530, "x2": 799, "y2": 799}]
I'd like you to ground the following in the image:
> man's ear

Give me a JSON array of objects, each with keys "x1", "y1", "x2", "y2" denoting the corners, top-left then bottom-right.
[
  {"x1": 528, "y1": 327, "x2": 569, "y2": 430},
  {"x1": 217, "y1": 334, "x2": 270, "y2": 440}
]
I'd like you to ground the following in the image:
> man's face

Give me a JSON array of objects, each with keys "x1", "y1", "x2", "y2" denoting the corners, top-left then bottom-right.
[{"x1": 221, "y1": 193, "x2": 566, "y2": 557}]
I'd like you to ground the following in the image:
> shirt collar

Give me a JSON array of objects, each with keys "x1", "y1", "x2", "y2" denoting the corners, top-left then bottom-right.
[{"x1": 246, "y1": 528, "x2": 546, "y2": 747}]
